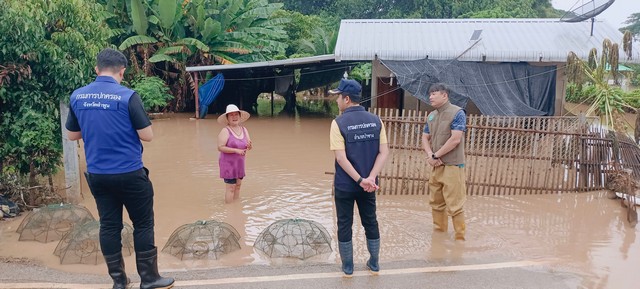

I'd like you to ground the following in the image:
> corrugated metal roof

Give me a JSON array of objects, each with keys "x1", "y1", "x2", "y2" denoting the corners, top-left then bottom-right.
[
  {"x1": 186, "y1": 54, "x2": 336, "y2": 72},
  {"x1": 334, "y1": 19, "x2": 639, "y2": 63}
]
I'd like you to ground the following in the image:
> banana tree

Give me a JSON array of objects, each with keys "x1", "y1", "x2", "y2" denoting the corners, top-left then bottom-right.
[
  {"x1": 184, "y1": 0, "x2": 288, "y2": 64},
  {"x1": 116, "y1": 0, "x2": 209, "y2": 110},
  {"x1": 112, "y1": 0, "x2": 288, "y2": 111},
  {"x1": 118, "y1": 0, "x2": 209, "y2": 66}
]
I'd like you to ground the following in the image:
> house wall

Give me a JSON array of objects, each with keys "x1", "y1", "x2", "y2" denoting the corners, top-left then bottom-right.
[
  {"x1": 402, "y1": 91, "x2": 424, "y2": 111},
  {"x1": 371, "y1": 58, "x2": 390, "y2": 109}
]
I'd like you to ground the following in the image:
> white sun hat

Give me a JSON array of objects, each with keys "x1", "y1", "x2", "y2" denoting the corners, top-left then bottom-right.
[{"x1": 217, "y1": 104, "x2": 250, "y2": 125}]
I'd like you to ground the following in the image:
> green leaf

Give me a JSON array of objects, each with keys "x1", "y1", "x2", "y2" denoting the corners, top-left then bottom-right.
[
  {"x1": 175, "y1": 38, "x2": 209, "y2": 52},
  {"x1": 129, "y1": 0, "x2": 148, "y2": 35},
  {"x1": 118, "y1": 35, "x2": 157, "y2": 50},
  {"x1": 158, "y1": 0, "x2": 178, "y2": 30},
  {"x1": 148, "y1": 15, "x2": 160, "y2": 25},
  {"x1": 108, "y1": 28, "x2": 126, "y2": 38},
  {"x1": 155, "y1": 46, "x2": 185, "y2": 55},
  {"x1": 202, "y1": 18, "x2": 221, "y2": 42},
  {"x1": 149, "y1": 53, "x2": 175, "y2": 63}
]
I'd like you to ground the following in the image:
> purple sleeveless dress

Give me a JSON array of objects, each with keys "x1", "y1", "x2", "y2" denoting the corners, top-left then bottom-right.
[{"x1": 219, "y1": 126, "x2": 248, "y2": 179}]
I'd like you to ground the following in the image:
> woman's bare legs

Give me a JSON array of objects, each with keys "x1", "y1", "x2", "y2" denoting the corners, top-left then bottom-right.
[
  {"x1": 225, "y1": 183, "x2": 236, "y2": 204},
  {"x1": 234, "y1": 179, "x2": 242, "y2": 200}
]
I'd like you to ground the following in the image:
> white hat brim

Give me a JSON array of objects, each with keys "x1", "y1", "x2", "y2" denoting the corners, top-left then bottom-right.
[{"x1": 217, "y1": 110, "x2": 250, "y2": 125}]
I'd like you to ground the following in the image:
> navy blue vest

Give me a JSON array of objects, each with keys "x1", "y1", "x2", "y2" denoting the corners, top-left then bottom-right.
[
  {"x1": 334, "y1": 106, "x2": 382, "y2": 192},
  {"x1": 70, "y1": 76, "x2": 143, "y2": 174}
]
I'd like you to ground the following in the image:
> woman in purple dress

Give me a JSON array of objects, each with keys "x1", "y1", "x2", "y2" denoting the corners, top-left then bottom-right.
[{"x1": 217, "y1": 104, "x2": 252, "y2": 203}]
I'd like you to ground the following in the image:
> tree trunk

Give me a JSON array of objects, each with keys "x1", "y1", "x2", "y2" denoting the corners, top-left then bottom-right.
[
  {"x1": 48, "y1": 175, "x2": 54, "y2": 194},
  {"x1": 29, "y1": 162, "x2": 36, "y2": 186}
]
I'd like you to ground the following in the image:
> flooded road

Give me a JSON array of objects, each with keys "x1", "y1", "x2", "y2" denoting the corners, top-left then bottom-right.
[{"x1": 0, "y1": 113, "x2": 638, "y2": 288}]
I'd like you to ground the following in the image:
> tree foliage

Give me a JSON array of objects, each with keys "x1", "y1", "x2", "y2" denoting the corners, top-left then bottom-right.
[
  {"x1": 274, "y1": 0, "x2": 561, "y2": 20},
  {"x1": 0, "y1": 0, "x2": 111, "y2": 183},
  {"x1": 620, "y1": 13, "x2": 640, "y2": 40}
]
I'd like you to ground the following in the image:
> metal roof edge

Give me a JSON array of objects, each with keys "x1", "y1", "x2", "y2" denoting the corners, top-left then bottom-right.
[
  {"x1": 186, "y1": 54, "x2": 336, "y2": 72},
  {"x1": 339, "y1": 18, "x2": 593, "y2": 23}
]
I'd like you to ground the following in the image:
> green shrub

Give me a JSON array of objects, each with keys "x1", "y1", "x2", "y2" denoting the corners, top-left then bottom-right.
[
  {"x1": 0, "y1": 0, "x2": 110, "y2": 187},
  {"x1": 565, "y1": 83, "x2": 597, "y2": 104},
  {"x1": 256, "y1": 97, "x2": 286, "y2": 116},
  {"x1": 129, "y1": 75, "x2": 174, "y2": 112},
  {"x1": 623, "y1": 89, "x2": 640, "y2": 111},
  {"x1": 565, "y1": 82, "x2": 581, "y2": 103},
  {"x1": 350, "y1": 63, "x2": 372, "y2": 83}
]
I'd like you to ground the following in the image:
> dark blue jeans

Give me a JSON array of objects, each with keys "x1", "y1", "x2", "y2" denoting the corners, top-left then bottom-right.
[
  {"x1": 86, "y1": 167, "x2": 155, "y2": 255},
  {"x1": 334, "y1": 188, "x2": 380, "y2": 242}
]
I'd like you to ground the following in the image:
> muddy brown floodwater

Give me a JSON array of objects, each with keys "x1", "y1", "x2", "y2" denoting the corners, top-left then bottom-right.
[{"x1": 0, "y1": 113, "x2": 638, "y2": 289}]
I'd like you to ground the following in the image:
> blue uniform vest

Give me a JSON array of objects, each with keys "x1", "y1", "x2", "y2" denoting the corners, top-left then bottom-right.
[
  {"x1": 69, "y1": 76, "x2": 143, "y2": 174},
  {"x1": 334, "y1": 106, "x2": 382, "y2": 192}
]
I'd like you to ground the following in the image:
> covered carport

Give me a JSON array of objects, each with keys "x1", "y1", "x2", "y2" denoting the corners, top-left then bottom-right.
[{"x1": 186, "y1": 55, "x2": 358, "y2": 118}]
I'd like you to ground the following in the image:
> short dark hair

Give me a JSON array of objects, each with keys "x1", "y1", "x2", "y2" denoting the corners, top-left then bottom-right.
[
  {"x1": 428, "y1": 83, "x2": 449, "y2": 95},
  {"x1": 96, "y1": 48, "x2": 128, "y2": 72}
]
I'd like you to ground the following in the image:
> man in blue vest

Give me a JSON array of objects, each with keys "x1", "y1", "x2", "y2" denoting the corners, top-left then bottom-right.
[
  {"x1": 66, "y1": 48, "x2": 174, "y2": 289},
  {"x1": 329, "y1": 79, "x2": 389, "y2": 276}
]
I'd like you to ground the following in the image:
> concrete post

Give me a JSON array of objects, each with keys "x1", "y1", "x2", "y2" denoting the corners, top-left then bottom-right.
[{"x1": 59, "y1": 101, "x2": 81, "y2": 204}]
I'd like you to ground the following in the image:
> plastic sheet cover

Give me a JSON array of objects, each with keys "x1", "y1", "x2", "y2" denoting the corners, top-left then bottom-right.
[{"x1": 381, "y1": 59, "x2": 557, "y2": 116}]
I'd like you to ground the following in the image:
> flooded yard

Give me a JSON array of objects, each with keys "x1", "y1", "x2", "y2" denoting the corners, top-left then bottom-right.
[{"x1": 0, "y1": 113, "x2": 638, "y2": 289}]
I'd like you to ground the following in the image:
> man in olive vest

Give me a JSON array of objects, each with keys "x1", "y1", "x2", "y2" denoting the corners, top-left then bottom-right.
[
  {"x1": 329, "y1": 79, "x2": 389, "y2": 276},
  {"x1": 422, "y1": 83, "x2": 467, "y2": 241}
]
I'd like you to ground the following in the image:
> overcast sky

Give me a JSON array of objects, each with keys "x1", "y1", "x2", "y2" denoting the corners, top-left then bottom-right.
[{"x1": 551, "y1": 0, "x2": 638, "y2": 28}]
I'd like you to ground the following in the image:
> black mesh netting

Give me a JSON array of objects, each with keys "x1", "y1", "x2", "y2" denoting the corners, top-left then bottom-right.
[
  {"x1": 162, "y1": 220, "x2": 241, "y2": 260},
  {"x1": 16, "y1": 204, "x2": 95, "y2": 243},
  {"x1": 253, "y1": 218, "x2": 332, "y2": 260},
  {"x1": 53, "y1": 220, "x2": 134, "y2": 265},
  {"x1": 381, "y1": 59, "x2": 557, "y2": 116}
]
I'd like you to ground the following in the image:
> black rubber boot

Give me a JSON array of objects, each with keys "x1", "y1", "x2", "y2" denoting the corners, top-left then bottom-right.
[
  {"x1": 135, "y1": 247, "x2": 175, "y2": 289},
  {"x1": 104, "y1": 252, "x2": 130, "y2": 289},
  {"x1": 338, "y1": 241, "x2": 354, "y2": 277},
  {"x1": 366, "y1": 238, "x2": 380, "y2": 274}
]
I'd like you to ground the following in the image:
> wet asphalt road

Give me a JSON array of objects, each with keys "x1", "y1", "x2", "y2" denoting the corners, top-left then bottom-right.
[{"x1": 0, "y1": 258, "x2": 584, "y2": 289}]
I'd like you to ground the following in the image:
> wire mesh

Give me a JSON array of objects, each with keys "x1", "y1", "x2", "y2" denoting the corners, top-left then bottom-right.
[
  {"x1": 53, "y1": 220, "x2": 134, "y2": 265},
  {"x1": 253, "y1": 218, "x2": 332, "y2": 260},
  {"x1": 162, "y1": 220, "x2": 241, "y2": 260},
  {"x1": 16, "y1": 204, "x2": 95, "y2": 243}
]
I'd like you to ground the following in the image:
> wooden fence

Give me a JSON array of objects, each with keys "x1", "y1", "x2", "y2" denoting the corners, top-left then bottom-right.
[{"x1": 371, "y1": 108, "x2": 640, "y2": 196}]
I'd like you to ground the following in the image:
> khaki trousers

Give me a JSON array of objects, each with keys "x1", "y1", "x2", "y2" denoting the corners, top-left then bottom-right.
[{"x1": 428, "y1": 165, "x2": 466, "y2": 217}]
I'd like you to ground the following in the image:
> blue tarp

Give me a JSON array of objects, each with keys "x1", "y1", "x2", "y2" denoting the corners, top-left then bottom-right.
[{"x1": 198, "y1": 73, "x2": 225, "y2": 118}]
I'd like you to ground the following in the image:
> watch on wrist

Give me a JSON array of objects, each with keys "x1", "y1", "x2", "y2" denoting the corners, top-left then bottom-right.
[
  {"x1": 357, "y1": 177, "x2": 363, "y2": 184},
  {"x1": 432, "y1": 153, "x2": 439, "y2": 160}
]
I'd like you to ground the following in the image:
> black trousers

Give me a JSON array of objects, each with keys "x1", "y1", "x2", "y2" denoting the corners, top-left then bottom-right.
[
  {"x1": 86, "y1": 167, "x2": 155, "y2": 255},
  {"x1": 334, "y1": 188, "x2": 380, "y2": 242}
]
